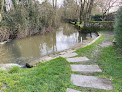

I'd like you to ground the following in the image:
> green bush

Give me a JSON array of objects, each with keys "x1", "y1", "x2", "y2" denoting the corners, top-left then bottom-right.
[
  {"x1": 8, "y1": 66, "x2": 20, "y2": 73},
  {"x1": 114, "y1": 7, "x2": 122, "y2": 49}
]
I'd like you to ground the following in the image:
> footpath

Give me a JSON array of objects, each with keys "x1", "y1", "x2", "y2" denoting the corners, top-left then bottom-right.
[{"x1": 60, "y1": 52, "x2": 113, "y2": 92}]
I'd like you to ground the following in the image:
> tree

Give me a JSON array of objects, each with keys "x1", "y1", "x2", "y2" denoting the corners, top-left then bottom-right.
[
  {"x1": 95, "y1": 0, "x2": 119, "y2": 21},
  {"x1": 62, "y1": 0, "x2": 80, "y2": 21},
  {"x1": 78, "y1": 0, "x2": 94, "y2": 22}
]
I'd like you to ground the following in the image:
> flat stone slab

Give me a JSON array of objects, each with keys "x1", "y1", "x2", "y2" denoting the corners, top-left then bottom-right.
[
  {"x1": 100, "y1": 41, "x2": 113, "y2": 47},
  {"x1": 67, "y1": 88, "x2": 81, "y2": 92},
  {"x1": 70, "y1": 65, "x2": 102, "y2": 73},
  {"x1": 60, "y1": 53, "x2": 78, "y2": 58},
  {"x1": 66, "y1": 57, "x2": 89, "y2": 62},
  {"x1": 71, "y1": 74, "x2": 113, "y2": 90}
]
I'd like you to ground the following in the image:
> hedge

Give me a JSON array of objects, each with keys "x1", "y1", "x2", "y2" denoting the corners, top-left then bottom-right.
[
  {"x1": 114, "y1": 7, "x2": 122, "y2": 49},
  {"x1": 73, "y1": 21, "x2": 115, "y2": 32}
]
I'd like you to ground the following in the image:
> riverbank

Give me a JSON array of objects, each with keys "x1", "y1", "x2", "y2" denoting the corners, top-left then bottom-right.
[
  {"x1": 0, "y1": 23, "x2": 98, "y2": 65},
  {"x1": 0, "y1": 31, "x2": 121, "y2": 92},
  {"x1": 26, "y1": 32, "x2": 100, "y2": 68}
]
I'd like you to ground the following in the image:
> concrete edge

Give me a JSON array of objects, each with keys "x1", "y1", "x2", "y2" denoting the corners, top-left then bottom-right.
[{"x1": 82, "y1": 33, "x2": 102, "y2": 48}]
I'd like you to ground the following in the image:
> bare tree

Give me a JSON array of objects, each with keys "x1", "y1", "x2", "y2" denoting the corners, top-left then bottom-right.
[
  {"x1": 95, "y1": 0, "x2": 119, "y2": 20},
  {"x1": 78, "y1": 0, "x2": 94, "y2": 22}
]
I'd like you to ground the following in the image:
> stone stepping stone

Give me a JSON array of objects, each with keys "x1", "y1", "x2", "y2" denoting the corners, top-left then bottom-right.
[
  {"x1": 71, "y1": 74, "x2": 113, "y2": 90},
  {"x1": 60, "y1": 53, "x2": 78, "y2": 58},
  {"x1": 70, "y1": 65, "x2": 102, "y2": 73},
  {"x1": 100, "y1": 41, "x2": 113, "y2": 47},
  {"x1": 66, "y1": 57, "x2": 89, "y2": 62},
  {"x1": 67, "y1": 88, "x2": 81, "y2": 92}
]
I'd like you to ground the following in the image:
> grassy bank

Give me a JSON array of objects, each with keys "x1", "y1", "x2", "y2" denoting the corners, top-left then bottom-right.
[
  {"x1": 0, "y1": 58, "x2": 71, "y2": 92},
  {"x1": 0, "y1": 31, "x2": 121, "y2": 92}
]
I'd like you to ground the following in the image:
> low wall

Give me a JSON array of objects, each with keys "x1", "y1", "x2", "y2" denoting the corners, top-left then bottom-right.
[{"x1": 74, "y1": 21, "x2": 115, "y2": 32}]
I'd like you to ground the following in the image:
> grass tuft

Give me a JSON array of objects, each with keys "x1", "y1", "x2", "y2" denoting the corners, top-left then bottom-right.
[{"x1": 8, "y1": 66, "x2": 20, "y2": 73}]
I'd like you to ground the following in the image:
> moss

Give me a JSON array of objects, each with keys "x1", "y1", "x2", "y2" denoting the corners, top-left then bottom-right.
[{"x1": 85, "y1": 21, "x2": 115, "y2": 23}]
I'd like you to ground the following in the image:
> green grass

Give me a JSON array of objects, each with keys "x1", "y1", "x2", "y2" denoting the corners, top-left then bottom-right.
[
  {"x1": 8, "y1": 66, "x2": 21, "y2": 73},
  {"x1": 96, "y1": 46, "x2": 122, "y2": 91},
  {"x1": 0, "y1": 57, "x2": 72, "y2": 92},
  {"x1": 0, "y1": 31, "x2": 121, "y2": 92},
  {"x1": 72, "y1": 46, "x2": 122, "y2": 92},
  {"x1": 76, "y1": 34, "x2": 105, "y2": 58},
  {"x1": 73, "y1": 31, "x2": 122, "y2": 92}
]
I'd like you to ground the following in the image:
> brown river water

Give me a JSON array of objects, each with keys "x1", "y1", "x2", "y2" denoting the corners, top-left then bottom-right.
[{"x1": 0, "y1": 23, "x2": 98, "y2": 65}]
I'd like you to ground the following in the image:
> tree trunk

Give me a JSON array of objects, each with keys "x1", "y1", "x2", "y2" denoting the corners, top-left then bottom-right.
[
  {"x1": 84, "y1": 0, "x2": 90, "y2": 21},
  {"x1": 55, "y1": 0, "x2": 57, "y2": 8},
  {"x1": 54, "y1": 0, "x2": 57, "y2": 27},
  {"x1": 80, "y1": 0, "x2": 86, "y2": 23},
  {"x1": 86, "y1": 0, "x2": 94, "y2": 21},
  {"x1": 52, "y1": 0, "x2": 54, "y2": 7},
  {"x1": 0, "y1": 0, "x2": 4, "y2": 22}
]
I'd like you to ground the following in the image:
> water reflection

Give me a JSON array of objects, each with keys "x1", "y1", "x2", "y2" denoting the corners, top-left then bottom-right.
[
  {"x1": 56, "y1": 30, "x2": 79, "y2": 51},
  {"x1": 0, "y1": 23, "x2": 96, "y2": 65}
]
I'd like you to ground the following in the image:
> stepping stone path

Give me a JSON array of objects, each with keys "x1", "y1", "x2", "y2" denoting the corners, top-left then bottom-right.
[
  {"x1": 66, "y1": 57, "x2": 89, "y2": 62},
  {"x1": 66, "y1": 88, "x2": 81, "y2": 92},
  {"x1": 71, "y1": 74, "x2": 113, "y2": 90},
  {"x1": 60, "y1": 53, "x2": 78, "y2": 58},
  {"x1": 100, "y1": 41, "x2": 113, "y2": 47},
  {"x1": 70, "y1": 65, "x2": 102, "y2": 73},
  {"x1": 60, "y1": 52, "x2": 113, "y2": 91}
]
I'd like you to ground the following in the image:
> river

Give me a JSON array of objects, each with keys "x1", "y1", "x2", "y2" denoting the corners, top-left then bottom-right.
[{"x1": 0, "y1": 23, "x2": 98, "y2": 65}]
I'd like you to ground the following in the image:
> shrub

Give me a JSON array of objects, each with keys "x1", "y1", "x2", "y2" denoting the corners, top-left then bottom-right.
[
  {"x1": 8, "y1": 66, "x2": 20, "y2": 73},
  {"x1": 114, "y1": 7, "x2": 122, "y2": 49}
]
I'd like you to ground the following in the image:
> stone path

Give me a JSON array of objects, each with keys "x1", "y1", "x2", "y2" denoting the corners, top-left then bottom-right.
[
  {"x1": 71, "y1": 74, "x2": 113, "y2": 90},
  {"x1": 66, "y1": 57, "x2": 89, "y2": 62},
  {"x1": 60, "y1": 53, "x2": 78, "y2": 58},
  {"x1": 100, "y1": 41, "x2": 113, "y2": 47},
  {"x1": 70, "y1": 65, "x2": 102, "y2": 73},
  {"x1": 60, "y1": 52, "x2": 113, "y2": 92},
  {"x1": 66, "y1": 88, "x2": 80, "y2": 92}
]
